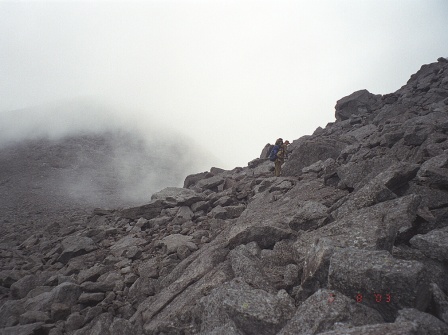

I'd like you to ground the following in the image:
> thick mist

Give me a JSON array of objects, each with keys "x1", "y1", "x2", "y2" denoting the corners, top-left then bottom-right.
[
  {"x1": 0, "y1": 99, "x2": 221, "y2": 212},
  {"x1": 57, "y1": 130, "x2": 206, "y2": 207},
  {"x1": 1, "y1": 1, "x2": 447, "y2": 169}
]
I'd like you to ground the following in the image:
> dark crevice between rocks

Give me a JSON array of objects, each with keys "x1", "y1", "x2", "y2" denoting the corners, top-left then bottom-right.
[{"x1": 394, "y1": 215, "x2": 431, "y2": 247}]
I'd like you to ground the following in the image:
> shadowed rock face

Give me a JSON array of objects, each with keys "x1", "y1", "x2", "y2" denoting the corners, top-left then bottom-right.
[{"x1": 2, "y1": 58, "x2": 448, "y2": 334}]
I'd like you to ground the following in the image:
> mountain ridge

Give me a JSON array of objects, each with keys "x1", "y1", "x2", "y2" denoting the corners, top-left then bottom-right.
[{"x1": 1, "y1": 58, "x2": 448, "y2": 334}]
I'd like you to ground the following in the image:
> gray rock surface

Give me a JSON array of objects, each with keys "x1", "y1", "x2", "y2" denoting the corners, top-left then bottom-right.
[
  {"x1": 57, "y1": 236, "x2": 97, "y2": 264},
  {"x1": 2, "y1": 59, "x2": 448, "y2": 334},
  {"x1": 200, "y1": 278, "x2": 295, "y2": 335},
  {"x1": 328, "y1": 248, "x2": 430, "y2": 321},
  {"x1": 410, "y1": 227, "x2": 448, "y2": 262},
  {"x1": 335, "y1": 89, "x2": 383, "y2": 122},
  {"x1": 278, "y1": 289, "x2": 383, "y2": 334}
]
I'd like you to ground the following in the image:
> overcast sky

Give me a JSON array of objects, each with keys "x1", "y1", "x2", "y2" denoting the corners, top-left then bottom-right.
[{"x1": 1, "y1": 0, "x2": 447, "y2": 170}]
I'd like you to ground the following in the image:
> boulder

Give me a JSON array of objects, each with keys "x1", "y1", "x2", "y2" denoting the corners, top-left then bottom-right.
[
  {"x1": 227, "y1": 225, "x2": 293, "y2": 250},
  {"x1": 77, "y1": 264, "x2": 108, "y2": 284},
  {"x1": 74, "y1": 313, "x2": 113, "y2": 335},
  {"x1": 195, "y1": 175, "x2": 226, "y2": 191},
  {"x1": 110, "y1": 318, "x2": 137, "y2": 334},
  {"x1": 328, "y1": 248, "x2": 430, "y2": 321},
  {"x1": 80, "y1": 281, "x2": 115, "y2": 293},
  {"x1": 172, "y1": 206, "x2": 194, "y2": 224},
  {"x1": 396, "y1": 308, "x2": 448, "y2": 335},
  {"x1": 128, "y1": 277, "x2": 157, "y2": 305},
  {"x1": 65, "y1": 312, "x2": 86, "y2": 332},
  {"x1": 335, "y1": 89, "x2": 383, "y2": 122},
  {"x1": 409, "y1": 227, "x2": 448, "y2": 262},
  {"x1": 184, "y1": 171, "x2": 210, "y2": 188},
  {"x1": 345, "y1": 124, "x2": 378, "y2": 142},
  {"x1": 136, "y1": 243, "x2": 229, "y2": 332},
  {"x1": 56, "y1": 236, "x2": 97, "y2": 264},
  {"x1": 119, "y1": 199, "x2": 164, "y2": 220},
  {"x1": 78, "y1": 292, "x2": 105, "y2": 305},
  {"x1": 300, "y1": 238, "x2": 340, "y2": 298},
  {"x1": 138, "y1": 258, "x2": 160, "y2": 279},
  {"x1": 278, "y1": 289, "x2": 383, "y2": 335},
  {"x1": 0, "y1": 269, "x2": 22, "y2": 288},
  {"x1": 0, "y1": 323, "x2": 46, "y2": 335},
  {"x1": 109, "y1": 236, "x2": 146, "y2": 257},
  {"x1": 200, "y1": 278, "x2": 295, "y2": 335},
  {"x1": 259, "y1": 143, "x2": 273, "y2": 159},
  {"x1": 50, "y1": 303, "x2": 71, "y2": 321},
  {"x1": 229, "y1": 245, "x2": 273, "y2": 292},
  {"x1": 287, "y1": 201, "x2": 328, "y2": 231},
  {"x1": 332, "y1": 162, "x2": 420, "y2": 220},
  {"x1": 10, "y1": 274, "x2": 50, "y2": 299},
  {"x1": 0, "y1": 299, "x2": 24, "y2": 327},
  {"x1": 19, "y1": 310, "x2": 50, "y2": 325},
  {"x1": 429, "y1": 283, "x2": 448, "y2": 324},
  {"x1": 417, "y1": 152, "x2": 448, "y2": 188},
  {"x1": 151, "y1": 187, "x2": 204, "y2": 206},
  {"x1": 210, "y1": 205, "x2": 246, "y2": 220},
  {"x1": 294, "y1": 195, "x2": 421, "y2": 262},
  {"x1": 159, "y1": 234, "x2": 198, "y2": 255},
  {"x1": 336, "y1": 156, "x2": 400, "y2": 190},
  {"x1": 23, "y1": 282, "x2": 82, "y2": 315},
  {"x1": 282, "y1": 137, "x2": 347, "y2": 177}
]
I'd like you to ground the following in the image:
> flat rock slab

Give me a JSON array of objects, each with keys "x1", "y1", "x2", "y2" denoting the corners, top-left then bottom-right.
[
  {"x1": 137, "y1": 243, "x2": 229, "y2": 325},
  {"x1": 110, "y1": 236, "x2": 146, "y2": 257},
  {"x1": 143, "y1": 261, "x2": 232, "y2": 334},
  {"x1": 119, "y1": 200, "x2": 164, "y2": 220},
  {"x1": 200, "y1": 278, "x2": 295, "y2": 335},
  {"x1": 294, "y1": 195, "x2": 421, "y2": 263},
  {"x1": 410, "y1": 227, "x2": 448, "y2": 262},
  {"x1": 10, "y1": 274, "x2": 49, "y2": 299},
  {"x1": 278, "y1": 289, "x2": 383, "y2": 335},
  {"x1": 396, "y1": 308, "x2": 448, "y2": 335},
  {"x1": 333, "y1": 162, "x2": 420, "y2": 220},
  {"x1": 24, "y1": 282, "x2": 82, "y2": 313},
  {"x1": 227, "y1": 225, "x2": 293, "y2": 249},
  {"x1": 0, "y1": 322, "x2": 46, "y2": 335},
  {"x1": 151, "y1": 187, "x2": 204, "y2": 206},
  {"x1": 328, "y1": 248, "x2": 430, "y2": 321},
  {"x1": 77, "y1": 264, "x2": 108, "y2": 284},
  {"x1": 287, "y1": 200, "x2": 328, "y2": 231},
  {"x1": 229, "y1": 245, "x2": 273, "y2": 292},
  {"x1": 160, "y1": 234, "x2": 198, "y2": 254},
  {"x1": 57, "y1": 236, "x2": 97, "y2": 264},
  {"x1": 78, "y1": 292, "x2": 105, "y2": 305},
  {"x1": 430, "y1": 283, "x2": 448, "y2": 324},
  {"x1": 195, "y1": 175, "x2": 226, "y2": 190}
]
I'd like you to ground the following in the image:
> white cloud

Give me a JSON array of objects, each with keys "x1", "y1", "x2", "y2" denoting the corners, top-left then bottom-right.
[{"x1": 1, "y1": 0, "x2": 447, "y2": 169}]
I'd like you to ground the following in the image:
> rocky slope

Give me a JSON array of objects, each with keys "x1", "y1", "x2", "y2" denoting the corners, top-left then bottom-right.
[
  {"x1": 0, "y1": 130, "x2": 203, "y2": 247},
  {"x1": 2, "y1": 58, "x2": 448, "y2": 334}
]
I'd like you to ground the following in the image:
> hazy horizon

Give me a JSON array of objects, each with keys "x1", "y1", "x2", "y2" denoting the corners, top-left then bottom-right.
[{"x1": 1, "y1": 0, "x2": 448, "y2": 170}]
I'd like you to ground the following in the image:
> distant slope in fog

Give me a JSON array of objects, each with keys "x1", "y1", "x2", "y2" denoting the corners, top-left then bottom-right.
[{"x1": 0, "y1": 129, "x2": 205, "y2": 224}]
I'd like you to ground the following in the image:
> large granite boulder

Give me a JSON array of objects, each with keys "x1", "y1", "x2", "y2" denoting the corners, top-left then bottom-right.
[
  {"x1": 282, "y1": 137, "x2": 347, "y2": 177},
  {"x1": 278, "y1": 289, "x2": 383, "y2": 334},
  {"x1": 335, "y1": 89, "x2": 383, "y2": 122},
  {"x1": 151, "y1": 187, "x2": 204, "y2": 206},
  {"x1": 56, "y1": 236, "x2": 97, "y2": 264},
  {"x1": 200, "y1": 278, "x2": 295, "y2": 335},
  {"x1": 409, "y1": 227, "x2": 448, "y2": 262},
  {"x1": 328, "y1": 248, "x2": 430, "y2": 321}
]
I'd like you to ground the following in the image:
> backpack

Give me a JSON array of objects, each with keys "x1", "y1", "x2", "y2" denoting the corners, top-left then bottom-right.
[{"x1": 269, "y1": 145, "x2": 280, "y2": 161}]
